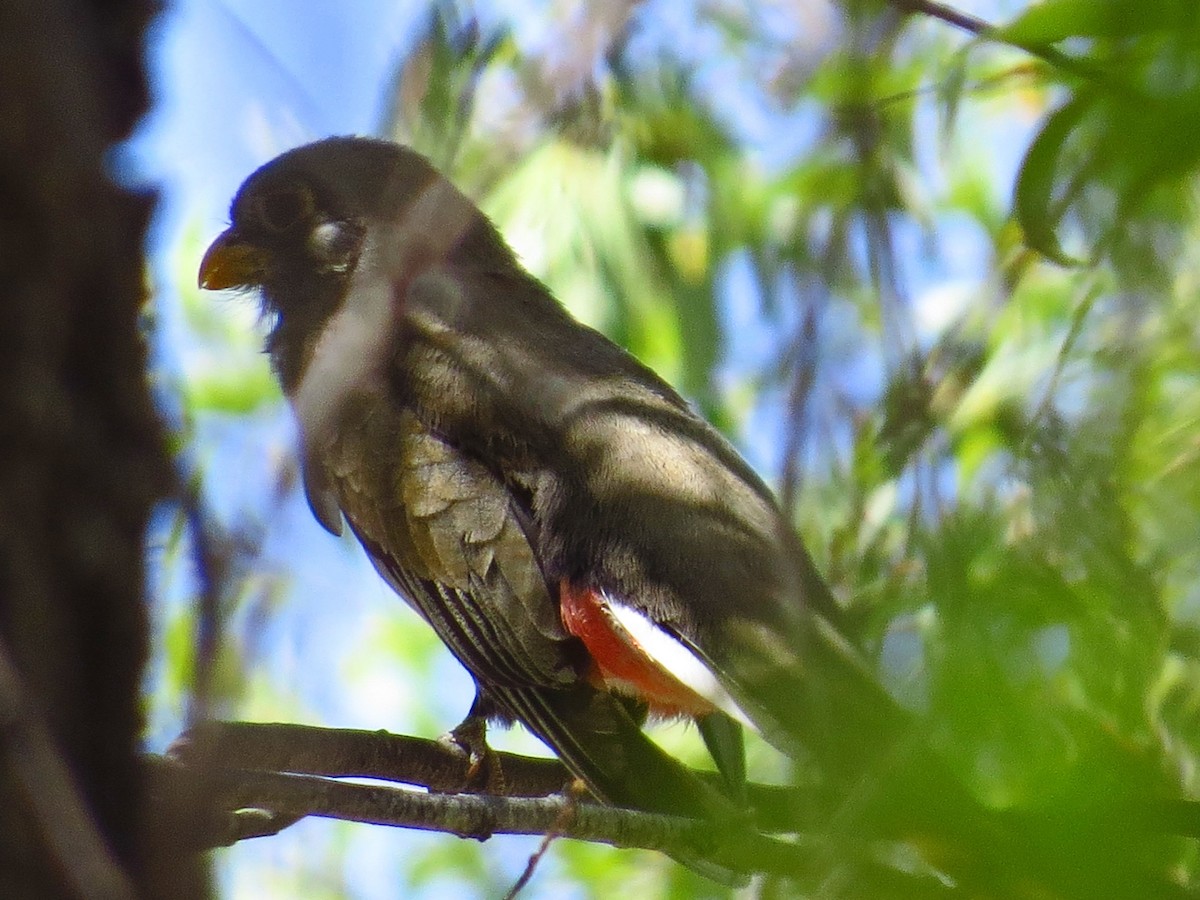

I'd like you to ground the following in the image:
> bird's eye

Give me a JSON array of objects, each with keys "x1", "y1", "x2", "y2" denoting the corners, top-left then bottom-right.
[
  {"x1": 307, "y1": 220, "x2": 361, "y2": 273},
  {"x1": 255, "y1": 185, "x2": 314, "y2": 233}
]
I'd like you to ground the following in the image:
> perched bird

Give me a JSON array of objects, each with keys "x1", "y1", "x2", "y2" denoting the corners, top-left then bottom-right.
[
  {"x1": 199, "y1": 137, "x2": 1188, "y2": 897},
  {"x1": 198, "y1": 135, "x2": 946, "y2": 852}
]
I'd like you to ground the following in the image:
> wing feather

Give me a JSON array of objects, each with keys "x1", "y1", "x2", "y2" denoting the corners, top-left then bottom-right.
[{"x1": 315, "y1": 403, "x2": 736, "y2": 819}]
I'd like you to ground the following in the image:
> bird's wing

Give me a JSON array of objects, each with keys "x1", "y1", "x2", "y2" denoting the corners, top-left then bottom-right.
[
  {"x1": 320, "y1": 404, "x2": 736, "y2": 818},
  {"x1": 329, "y1": 404, "x2": 574, "y2": 688}
]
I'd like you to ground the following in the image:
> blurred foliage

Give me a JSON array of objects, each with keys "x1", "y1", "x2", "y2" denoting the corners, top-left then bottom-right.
[
  {"x1": 163, "y1": 0, "x2": 1200, "y2": 896},
  {"x1": 1005, "y1": 0, "x2": 1200, "y2": 272}
]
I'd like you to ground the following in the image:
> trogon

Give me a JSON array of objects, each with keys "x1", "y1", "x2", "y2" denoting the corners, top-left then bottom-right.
[{"x1": 197, "y1": 136, "x2": 940, "y2": 828}]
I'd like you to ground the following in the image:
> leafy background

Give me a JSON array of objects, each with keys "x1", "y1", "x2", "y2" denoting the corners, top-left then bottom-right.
[{"x1": 130, "y1": 0, "x2": 1200, "y2": 896}]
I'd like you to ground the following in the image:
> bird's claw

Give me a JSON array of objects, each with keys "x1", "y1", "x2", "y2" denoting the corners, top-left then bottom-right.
[{"x1": 439, "y1": 715, "x2": 506, "y2": 794}]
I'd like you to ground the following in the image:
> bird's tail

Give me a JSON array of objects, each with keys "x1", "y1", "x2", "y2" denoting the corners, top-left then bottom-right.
[
  {"x1": 712, "y1": 595, "x2": 1181, "y2": 898},
  {"x1": 490, "y1": 680, "x2": 753, "y2": 884}
]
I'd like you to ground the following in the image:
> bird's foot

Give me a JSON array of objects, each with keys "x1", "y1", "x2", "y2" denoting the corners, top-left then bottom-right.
[{"x1": 439, "y1": 714, "x2": 506, "y2": 795}]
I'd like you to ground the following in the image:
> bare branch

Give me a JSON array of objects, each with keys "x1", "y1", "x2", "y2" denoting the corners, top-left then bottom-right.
[
  {"x1": 157, "y1": 721, "x2": 1200, "y2": 894},
  {"x1": 174, "y1": 720, "x2": 572, "y2": 797},
  {"x1": 155, "y1": 759, "x2": 953, "y2": 889},
  {"x1": 169, "y1": 720, "x2": 815, "y2": 832}
]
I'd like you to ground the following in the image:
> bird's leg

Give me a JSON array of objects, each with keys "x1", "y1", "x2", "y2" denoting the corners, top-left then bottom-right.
[{"x1": 438, "y1": 693, "x2": 507, "y2": 794}]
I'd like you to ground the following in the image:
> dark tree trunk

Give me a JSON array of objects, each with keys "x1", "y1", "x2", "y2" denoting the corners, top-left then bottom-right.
[{"x1": 0, "y1": 1, "x2": 205, "y2": 897}]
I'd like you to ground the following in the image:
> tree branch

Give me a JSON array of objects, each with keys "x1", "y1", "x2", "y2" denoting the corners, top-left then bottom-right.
[
  {"x1": 889, "y1": 0, "x2": 1107, "y2": 85},
  {"x1": 169, "y1": 720, "x2": 817, "y2": 832},
  {"x1": 148, "y1": 753, "x2": 955, "y2": 895},
  {"x1": 159, "y1": 720, "x2": 1200, "y2": 894},
  {"x1": 159, "y1": 721, "x2": 956, "y2": 889}
]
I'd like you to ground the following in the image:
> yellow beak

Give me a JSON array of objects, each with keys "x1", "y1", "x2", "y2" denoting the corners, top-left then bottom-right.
[{"x1": 198, "y1": 229, "x2": 268, "y2": 290}]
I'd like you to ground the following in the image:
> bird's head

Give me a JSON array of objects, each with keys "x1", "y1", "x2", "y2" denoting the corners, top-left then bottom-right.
[
  {"x1": 199, "y1": 137, "x2": 443, "y2": 293},
  {"x1": 198, "y1": 137, "x2": 495, "y2": 388}
]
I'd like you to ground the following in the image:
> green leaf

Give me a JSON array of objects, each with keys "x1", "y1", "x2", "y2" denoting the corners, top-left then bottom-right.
[
  {"x1": 936, "y1": 46, "x2": 972, "y2": 147},
  {"x1": 1001, "y1": 0, "x2": 1188, "y2": 45},
  {"x1": 1013, "y1": 93, "x2": 1094, "y2": 265}
]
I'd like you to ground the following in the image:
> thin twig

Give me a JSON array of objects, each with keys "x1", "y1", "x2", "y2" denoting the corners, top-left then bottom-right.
[
  {"x1": 778, "y1": 301, "x2": 822, "y2": 517},
  {"x1": 179, "y1": 472, "x2": 225, "y2": 729},
  {"x1": 891, "y1": 0, "x2": 990, "y2": 37},
  {"x1": 890, "y1": 0, "x2": 1109, "y2": 85},
  {"x1": 502, "y1": 780, "x2": 585, "y2": 900}
]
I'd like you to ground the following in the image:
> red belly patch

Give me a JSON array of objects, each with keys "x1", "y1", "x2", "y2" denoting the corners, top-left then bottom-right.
[{"x1": 559, "y1": 580, "x2": 717, "y2": 718}]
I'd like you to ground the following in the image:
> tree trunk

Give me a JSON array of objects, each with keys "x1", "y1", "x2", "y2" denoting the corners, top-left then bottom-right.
[{"x1": 0, "y1": 1, "x2": 205, "y2": 896}]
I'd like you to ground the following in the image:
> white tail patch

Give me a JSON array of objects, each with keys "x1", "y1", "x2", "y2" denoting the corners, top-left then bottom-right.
[{"x1": 603, "y1": 596, "x2": 759, "y2": 733}]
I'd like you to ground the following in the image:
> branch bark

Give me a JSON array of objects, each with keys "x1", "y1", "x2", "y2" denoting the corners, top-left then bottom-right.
[
  {"x1": 161, "y1": 720, "x2": 1200, "y2": 895},
  {"x1": 170, "y1": 720, "x2": 819, "y2": 833},
  {"x1": 151, "y1": 723, "x2": 959, "y2": 895}
]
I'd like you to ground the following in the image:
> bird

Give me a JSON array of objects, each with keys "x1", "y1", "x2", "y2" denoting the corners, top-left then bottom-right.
[{"x1": 196, "y1": 135, "x2": 990, "y2": 878}]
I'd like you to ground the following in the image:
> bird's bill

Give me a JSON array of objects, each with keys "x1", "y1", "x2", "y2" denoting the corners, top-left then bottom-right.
[{"x1": 198, "y1": 229, "x2": 267, "y2": 290}]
